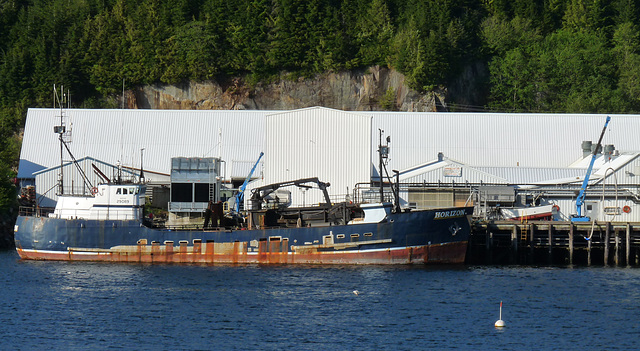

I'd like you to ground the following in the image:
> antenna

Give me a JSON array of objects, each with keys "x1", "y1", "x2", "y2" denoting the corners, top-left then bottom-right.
[
  {"x1": 140, "y1": 148, "x2": 145, "y2": 183},
  {"x1": 218, "y1": 128, "x2": 223, "y2": 159}
]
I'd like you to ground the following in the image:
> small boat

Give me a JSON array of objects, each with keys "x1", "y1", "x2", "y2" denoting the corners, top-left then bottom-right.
[{"x1": 500, "y1": 204, "x2": 555, "y2": 221}]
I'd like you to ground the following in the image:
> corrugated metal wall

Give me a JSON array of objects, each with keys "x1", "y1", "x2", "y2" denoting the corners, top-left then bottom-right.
[
  {"x1": 20, "y1": 108, "x2": 640, "y2": 210},
  {"x1": 370, "y1": 112, "x2": 639, "y2": 172},
  {"x1": 264, "y1": 107, "x2": 371, "y2": 206},
  {"x1": 19, "y1": 109, "x2": 269, "y2": 181},
  {"x1": 548, "y1": 198, "x2": 640, "y2": 222},
  {"x1": 22, "y1": 109, "x2": 640, "y2": 182}
]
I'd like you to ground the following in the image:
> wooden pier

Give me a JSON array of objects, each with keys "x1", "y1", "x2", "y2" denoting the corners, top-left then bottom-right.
[{"x1": 467, "y1": 220, "x2": 640, "y2": 266}]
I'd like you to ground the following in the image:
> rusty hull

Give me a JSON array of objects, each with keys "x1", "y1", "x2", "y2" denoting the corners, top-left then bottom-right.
[{"x1": 16, "y1": 240, "x2": 468, "y2": 265}]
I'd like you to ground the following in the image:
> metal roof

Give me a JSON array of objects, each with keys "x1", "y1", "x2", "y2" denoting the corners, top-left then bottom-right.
[{"x1": 475, "y1": 167, "x2": 588, "y2": 185}]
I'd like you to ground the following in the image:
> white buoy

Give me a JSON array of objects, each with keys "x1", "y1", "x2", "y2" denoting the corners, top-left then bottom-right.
[
  {"x1": 494, "y1": 301, "x2": 505, "y2": 328},
  {"x1": 353, "y1": 290, "x2": 359, "y2": 296}
]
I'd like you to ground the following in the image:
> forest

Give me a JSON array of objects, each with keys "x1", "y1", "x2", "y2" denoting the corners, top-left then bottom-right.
[{"x1": 1, "y1": 0, "x2": 640, "y2": 213}]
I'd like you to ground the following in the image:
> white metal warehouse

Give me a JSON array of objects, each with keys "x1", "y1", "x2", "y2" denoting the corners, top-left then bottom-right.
[{"x1": 18, "y1": 107, "x2": 640, "y2": 220}]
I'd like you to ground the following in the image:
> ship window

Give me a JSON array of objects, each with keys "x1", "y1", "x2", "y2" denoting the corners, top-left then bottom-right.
[
  {"x1": 350, "y1": 234, "x2": 360, "y2": 238},
  {"x1": 128, "y1": 187, "x2": 135, "y2": 194},
  {"x1": 364, "y1": 232, "x2": 373, "y2": 237},
  {"x1": 193, "y1": 239, "x2": 202, "y2": 244},
  {"x1": 336, "y1": 234, "x2": 345, "y2": 239},
  {"x1": 116, "y1": 188, "x2": 122, "y2": 194}
]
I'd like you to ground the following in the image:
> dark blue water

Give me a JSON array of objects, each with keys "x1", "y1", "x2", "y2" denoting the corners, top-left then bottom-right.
[{"x1": 1, "y1": 249, "x2": 639, "y2": 350}]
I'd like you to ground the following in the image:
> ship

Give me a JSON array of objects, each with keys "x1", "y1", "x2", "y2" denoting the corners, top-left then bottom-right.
[
  {"x1": 14, "y1": 176, "x2": 473, "y2": 264},
  {"x1": 14, "y1": 105, "x2": 473, "y2": 265}
]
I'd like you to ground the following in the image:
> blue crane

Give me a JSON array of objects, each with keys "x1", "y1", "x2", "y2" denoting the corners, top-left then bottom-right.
[
  {"x1": 234, "y1": 152, "x2": 264, "y2": 213},
  {"x1": 571, "y1": 116, "x2": 611, "y2": 222}
]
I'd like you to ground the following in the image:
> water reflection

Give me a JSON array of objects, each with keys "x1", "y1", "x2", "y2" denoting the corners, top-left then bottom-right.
[{"x1": 2, "y1": 249, "x2": 640, "y2": 350}]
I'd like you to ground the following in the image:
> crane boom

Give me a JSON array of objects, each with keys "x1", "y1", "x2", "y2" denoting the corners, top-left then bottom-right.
[
  {"x1": 572, "y1": 116, "x2": 611, "y2": 222},
  {"x1": 234, "y1": 152, "x2": 264, "y2": 213}
]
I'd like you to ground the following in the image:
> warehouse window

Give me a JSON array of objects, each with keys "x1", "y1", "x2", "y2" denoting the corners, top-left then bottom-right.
[{"x1": 408, "y1": 190, "x2": 453, "y2": 209}]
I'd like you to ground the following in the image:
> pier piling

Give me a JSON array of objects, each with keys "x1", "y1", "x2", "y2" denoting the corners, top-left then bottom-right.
[
  {"x1": 548, "y1": 224, "x2": 554, "y2": 265},
  {"x1": 604, "y1": 223, "x2": 610, "y2": 266},
  {"x1": 511, "y1": 226, "x2": 518, "y2": 264},
  {"x1": 468, "y1": 220, "x2": 640, "y2": 266},
  {"x1": 569, "y1": 223, "x2": 574, "y2": 265},
  {"x1": 615, "y1": 229, "x2": 620, "y2": 267},
  {"x1": 626, "y1": 223, "x2": 631, "y2": 266}
]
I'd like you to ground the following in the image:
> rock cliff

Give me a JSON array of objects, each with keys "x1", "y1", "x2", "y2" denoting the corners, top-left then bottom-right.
[{"x1": 128, "y1": 66, "x2": 449, "y2": 112}]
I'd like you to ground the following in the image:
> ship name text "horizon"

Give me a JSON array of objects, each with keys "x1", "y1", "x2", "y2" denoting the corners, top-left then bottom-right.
[{"x1": 434, "y1": 209, "x2": 466, "y2": 219}]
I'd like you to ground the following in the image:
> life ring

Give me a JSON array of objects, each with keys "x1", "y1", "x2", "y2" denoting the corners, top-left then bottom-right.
[
  {"x1": 623, "y1": 205, "x2": 631, "y2": 213},
  {"x1": 91, "y1": 187, "x2": 98, "y2": 195},
  {"x1": 552, "y1": 205, "x2": 560, "y2": 212}
]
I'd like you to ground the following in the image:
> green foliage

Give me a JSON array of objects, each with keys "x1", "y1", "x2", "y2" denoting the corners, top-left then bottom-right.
[
  {"x1": 1, "y1": 0, "x2": 640, "y2": 144},
  {"x1": 353, "y1": 0, "x2": 394, "y2": 67},
  {"x1": 612, "y1": 22, "x2": 640, "y2": 105},
  {"x1": 488, "y1": 28, "x2": 622, "y2": 112},
  {"x1": 481, "y1": 16, "x2": 542, "y2": 55},
  {"x1": 379, "y1": 88, "x2": 397, "y2": 110},
  {"x1": 160, "y1": 21, "x2": 220, "y2": 83},
  {"x1": 0, "y1": 104, "x2": 21, "y2": 211},
  {"x1": 4, "y1": 0, "x2": 640, "y2": 221}
]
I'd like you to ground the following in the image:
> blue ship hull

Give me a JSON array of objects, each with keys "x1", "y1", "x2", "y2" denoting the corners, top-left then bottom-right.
[{"x1": 14, "y1": 207, "x2": 473, "y2": 264}]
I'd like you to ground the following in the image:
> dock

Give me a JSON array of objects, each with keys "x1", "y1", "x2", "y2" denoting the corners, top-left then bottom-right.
[{"x1": 467, "y1": 221, "x2": 640, "y2": 266}]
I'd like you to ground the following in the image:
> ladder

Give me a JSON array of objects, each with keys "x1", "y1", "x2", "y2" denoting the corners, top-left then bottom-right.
[
  {"x1": 520, "y1": 219, "x2": 529, "y2": 242},
  {"x1": 209, "y1": 161, "x2": 216, "y2": 202}
]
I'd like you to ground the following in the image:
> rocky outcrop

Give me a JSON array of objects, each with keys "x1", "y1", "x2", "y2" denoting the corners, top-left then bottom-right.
[{"x1": 128, "y1": 66, "x2": 448, "y2": 112}]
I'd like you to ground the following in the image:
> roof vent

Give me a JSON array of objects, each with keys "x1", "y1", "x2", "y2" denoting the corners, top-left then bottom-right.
[
  {"x1": 603, "y1": 144, "x2": 615, "y2": 160},
  {"x1": 581, "y1": 141, "x2": 592, "y2": 158}
]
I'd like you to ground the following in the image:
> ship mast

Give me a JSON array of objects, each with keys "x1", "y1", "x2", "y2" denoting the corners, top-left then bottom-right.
[
  {"x1": 377, "y1": 129, "x2": 401, "y2": 212},
  {"x1": 54, "y1": 85, "x2": 65, "y2": 195},
  {"x1": 378, "y1": 129, "x2": 390, "y2": 203},
  {"x1": 53, "y1": 84, "x2": 94, "y2": 194}
]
